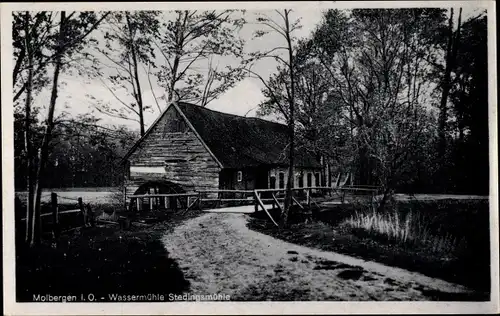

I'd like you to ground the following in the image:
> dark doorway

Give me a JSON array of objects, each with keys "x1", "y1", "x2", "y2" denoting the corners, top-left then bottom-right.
[
  {"x1": 270, "y1": 176, "x2": 276, "y2": 189},
  {"x1": 255, "y1": 167, "x2": 269, "y2": 189},
  {"x1": 219, "y1": 169, "x2": 234, "y2": 190}
]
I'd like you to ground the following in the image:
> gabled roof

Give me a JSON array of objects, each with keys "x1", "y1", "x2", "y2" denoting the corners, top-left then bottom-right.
[{"x1": 124, "y1": 101, "x2": 322, "y2": 169}]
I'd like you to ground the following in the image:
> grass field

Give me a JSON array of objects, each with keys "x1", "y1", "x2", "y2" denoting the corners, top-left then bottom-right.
[
  {"x1": 14, "y1": 188, "x2": 125, "y2": 244},
  {"x1": 15, "y1": 188, "x2": 119, "y2": 205}
]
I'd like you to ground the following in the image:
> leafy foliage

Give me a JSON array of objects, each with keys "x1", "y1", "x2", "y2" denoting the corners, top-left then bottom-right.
[{"x1": 257, "y1": 8, "x2": 488, "y2": 197}]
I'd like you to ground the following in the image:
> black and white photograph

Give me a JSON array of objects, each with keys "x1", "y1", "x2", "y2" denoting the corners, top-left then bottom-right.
[{"x1": 2, "y1": 1, "x2": 498, "y2": 315}]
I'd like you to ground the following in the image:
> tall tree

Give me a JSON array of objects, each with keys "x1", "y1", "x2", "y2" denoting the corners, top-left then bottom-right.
[
  {"x1": 22, "y1": 11, "x2": 35, "y2": 243},
  {"x1": 29, "y1": 11, "x2": 109, "y2": 246},
  {"x1": 310, "y1": 9, "x2": 447, "y2": 207},
  {"x1": 246, "y1": 9, "x2": 302, "y2": 227},
  {"x1": 448, "y1": 14, "x2": 488, "y2": 194},
  {"x1": 154, "y1": 10, "x2": 246, "y2": 106},
  {"x1": 437, "y1": 8, "x2": 462, "y2": 188},
  {"x1": 257, "y1": 42, "x2": 347, "y2": 187},
  {"x1": 13, "y1": 11, "x2": 58, "y2": 243},
  {"x1": 93, "y1": 11, "x2": 160, "y2": 136},
  {"x1": 12, "y1": 12, "x2": 54, "y2": 104}
]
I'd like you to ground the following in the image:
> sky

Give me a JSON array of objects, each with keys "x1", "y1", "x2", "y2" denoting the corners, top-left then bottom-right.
[
  {"x1": 26, "y1": 4, "x2": 488, "y2": 132},
  {"x1": 29, "y1": 9, "x2": 326, "y2": 131}
]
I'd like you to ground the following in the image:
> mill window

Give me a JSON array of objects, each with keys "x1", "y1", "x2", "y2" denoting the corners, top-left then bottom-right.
[{"x1": 278, "y1": 172, "x2": 285, "y2": 189}]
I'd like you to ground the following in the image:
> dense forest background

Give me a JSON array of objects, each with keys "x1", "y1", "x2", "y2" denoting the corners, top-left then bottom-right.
[
  {"x1": 14, "y1": 113, "x2": 138, "y2": 188},
  {"x1": 13, "y1": 9, "x2": 489, "y2": 195}
]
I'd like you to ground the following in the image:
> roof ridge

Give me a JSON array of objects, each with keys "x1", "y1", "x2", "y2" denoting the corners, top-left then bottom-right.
[{"x1": 177, "y1": 101, "x2": 286, "y2": 128}]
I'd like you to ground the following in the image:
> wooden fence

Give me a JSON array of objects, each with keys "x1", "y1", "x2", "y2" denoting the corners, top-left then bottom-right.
[
  {"x1": 126, "y1": 185, "x2": 380, "y2": 217},
  {"x1": 198, "y1": 189, "x2": 255, "y2": 207},
  {"x1": 17, "y1": 193, "x2": 92, "y2": 239},
  {"x1": 253, "y1": 186, "x2": 381, "y2": 227},
  {"x1": 128, "y1": 189, "x2": 258, "y2": 213},
  {"x1": 130, "y1": 193, "x2": 199, "y2": 213}
]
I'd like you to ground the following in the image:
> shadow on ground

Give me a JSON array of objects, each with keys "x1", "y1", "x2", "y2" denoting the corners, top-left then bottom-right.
[{"x1": 15, "y1": 210, "x2": 203, "y2": 302}]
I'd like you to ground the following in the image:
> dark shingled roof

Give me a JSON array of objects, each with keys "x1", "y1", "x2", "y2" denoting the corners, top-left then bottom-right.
[{"x1": 176, "y1": 102, "x2": 321, "y2": 169}]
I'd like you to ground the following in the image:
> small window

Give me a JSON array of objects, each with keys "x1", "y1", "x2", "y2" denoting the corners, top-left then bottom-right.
[
  {"x1": 307, "y1": 173, "x2": 312, "y2": 188},
  {"x1": 315, "y1": 173, "x2": 320, "y2": 187},
  {"x1": 298, "y1": 173, "x2": 304, "y2": 188},
  {"x1": 278, "y1": 172, "x2": 285, "y2": 189},
  {"x1": 237, "y1": 171, "x2": 243, "y2": 182}
]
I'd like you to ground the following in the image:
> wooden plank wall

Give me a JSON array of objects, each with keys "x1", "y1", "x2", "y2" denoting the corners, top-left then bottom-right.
[{"x1": 125, "y1": 105, "x2": 221, "y2": 198}]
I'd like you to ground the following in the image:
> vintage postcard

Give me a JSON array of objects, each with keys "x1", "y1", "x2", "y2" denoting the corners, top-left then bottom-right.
[{"x1": 2, "y1": 1, "x2": 498, "y2": 315}]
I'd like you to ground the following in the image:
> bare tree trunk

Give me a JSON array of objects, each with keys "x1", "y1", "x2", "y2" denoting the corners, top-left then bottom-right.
[
  {"x1": 31, "y1": 11, "x2": 65, "y2": 247},
  {"x1": 23, "y1": 11, "x2": 34, "y2": 244},
  {"x1": 281, "y1": 10, "x2": 295, "y2": 228},
  {"x1": 13, "y1": 47, "x2": 26, "y2": 89},
  {"x1": 377, "y1": 185, "x2": 393, "y2": 212},
  {"x1": 283, "y1": 118, "x2": 295, "y2": 228},
  {"x1": 438, "y1": 8, "x2": 462, "y2": 192},
  {"x1": 438, "y1": 9, "x2": 453, "y2": 161},
  {"x1": 168, "y1": 50, "x2": 181, "y2": 102},
  {"x1": 168, "y1": 55, "x2": 179, "y2": 102},
  {"x1": 126, "y1": 12, "x2": 145, "y2": 136},
  {"x1": 166, "y1": 11, "x2": 187, "y2": 104}
]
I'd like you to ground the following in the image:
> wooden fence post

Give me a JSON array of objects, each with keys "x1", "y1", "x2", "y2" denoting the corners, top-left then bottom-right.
[
  {"x1": 123, "y1": 186, "x2": 127, "y2": 212},
  {"x1": 78, "y1": 197, "x2": 86, "y2": 226},
  {"x1": 307, "y1": 188, "x2": 311, "y2": 209},
  {"x1": 254, "y1": 191, "x2": 259, "y2": 213},
  {"x1": 198, "y1": 192, "x2": 202, "y2": 211},
  {"x1": 51, "y1": 193, "x2": 59, "y2": 240},
  {"x1": 87, "y1": 204, "x2": 95, "y2": 227}
]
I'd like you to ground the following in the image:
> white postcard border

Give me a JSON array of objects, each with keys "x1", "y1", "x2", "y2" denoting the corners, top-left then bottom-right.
[{"x1": 2, "y1": 1, "x2": 498, "y2": 315}]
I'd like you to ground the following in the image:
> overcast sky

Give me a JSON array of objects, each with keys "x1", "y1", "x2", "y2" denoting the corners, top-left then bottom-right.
[{"x1": 27, "y1": 4, "x2": 487, "y2": 132}]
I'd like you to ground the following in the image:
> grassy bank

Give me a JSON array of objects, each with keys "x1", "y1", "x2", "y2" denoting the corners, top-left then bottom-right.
[{"x1": 248, "y1": 199, "x2": 490, "y2": 296}]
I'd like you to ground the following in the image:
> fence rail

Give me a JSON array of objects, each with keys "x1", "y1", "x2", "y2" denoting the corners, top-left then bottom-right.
[
  {"x1": 251, "y1": 186, "x2": 381, "y2": 226},
  {"x1": 16, "y1": 193, "x2": 93, "y2": 241},
  {"x1": 125, "y1": 185, "x2": 380, "y2": 217}
]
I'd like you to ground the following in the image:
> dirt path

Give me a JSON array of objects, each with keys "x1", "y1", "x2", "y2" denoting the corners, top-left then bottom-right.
[{"x1": 161, "y1": 213, "x2": 476, "y2": 301}]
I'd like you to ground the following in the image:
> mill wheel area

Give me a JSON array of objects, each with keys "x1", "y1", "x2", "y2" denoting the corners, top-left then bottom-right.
[{"x1": 130, "y1": 181, "x2": 187, "y2": 212}]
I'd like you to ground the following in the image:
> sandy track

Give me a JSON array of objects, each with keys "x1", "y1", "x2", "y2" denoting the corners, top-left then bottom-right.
[{"x1": 161, "y1": 212, "x2": 476, "y2": 301}]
